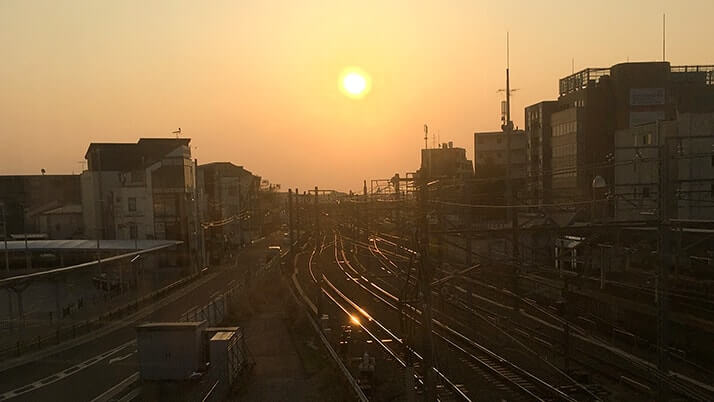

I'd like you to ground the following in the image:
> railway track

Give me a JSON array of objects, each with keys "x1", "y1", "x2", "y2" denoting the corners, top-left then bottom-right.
[
  {"x1": 365, "y1": 232, "x2": 714, "y2": 401},
  {"x1": 329, "y1": 232, "x2": 580, "y2": 401}
]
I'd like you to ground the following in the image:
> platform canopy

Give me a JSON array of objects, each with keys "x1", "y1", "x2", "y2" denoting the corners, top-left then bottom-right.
[{"x1": 0, "y1": 239, "x2": 183, "y2": 252}]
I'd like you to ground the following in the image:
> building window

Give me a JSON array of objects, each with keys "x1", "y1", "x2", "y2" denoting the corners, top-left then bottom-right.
[
  {"x1": 711, "y1": 154, "x2": 714, "y2": 167},
  {"x1": 642, "y1": 187, "x2": 650, "y2": 198},
  {"x1": 496, "y1": 137, "x2": 502, "y2": 144},
  {"x1": 129, "y1": 223, "x2": 138, "y2": 240},
  {"x1": 478, "y1": 137, "x2": 484, "y2": 144},
  {"x1": 128, "y1": 197, "x2": 137, "y2": 212}
]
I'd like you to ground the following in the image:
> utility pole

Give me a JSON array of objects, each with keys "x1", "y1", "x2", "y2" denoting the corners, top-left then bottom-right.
[
  {"x1": 2, "y1": 203, "x2": 8, "y2": 273},
  {"x1": 656, "y1": 123, "x2": 671, "y2": 401},
  {"x1": 22, "y1": 206, "x2": 30, "y2": 270},
  {"x1": 461, "y1": 179, "x2": 473, "y2": 266},
  {"x1": 237, "y1": 175, "x2": 242, "y2": 248},
  {"x1": 418, "y1": 178, "x2": 436, "y2": 401},
  {"x1": 314, "y1": 186, "x2": 319, "y2": 237},
  {"x1": 193, "y1": 158, "x2": 201, "y2": 270},
  {"x1": 288, "y1": 189, "x2": 294, "y2": 256},
  {"x1": 1, "y1": 203, "x2": 11, "y2": 321},
  {"x1": 295, "y1": 188, "x2": 300, "y2": 243},
  {"x1": 560, "y1": 276, "x2": 571, "y2": 373}
]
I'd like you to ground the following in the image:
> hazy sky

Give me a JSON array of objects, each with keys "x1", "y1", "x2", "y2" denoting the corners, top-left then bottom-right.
[{"x1": 1, "y1": 0, "x2": 712, "y2": 192}]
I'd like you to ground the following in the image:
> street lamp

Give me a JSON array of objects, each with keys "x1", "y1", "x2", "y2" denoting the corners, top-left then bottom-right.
[
  {"x1": 1, "y1": 202, "x2": 8, "y2": 273},
  {"x1": 592, "y1": 175, "x2": 608, "y2": 289},
  {"x1": 591, "y1": 175, "x2": 607, "y2": 222}
]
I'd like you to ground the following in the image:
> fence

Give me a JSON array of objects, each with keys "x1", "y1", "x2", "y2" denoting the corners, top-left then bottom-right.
[{"x1": 0, "y1": 269, "x2": 205, "y2": 362}]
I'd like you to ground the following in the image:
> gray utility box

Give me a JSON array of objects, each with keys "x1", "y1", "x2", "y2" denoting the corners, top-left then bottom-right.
[
  {"x1": 209, "y1": 330, "x2": 244, "y2": 386},
  {"x1": 136, "y1": 321, "x2": 207, "y2": 381}
]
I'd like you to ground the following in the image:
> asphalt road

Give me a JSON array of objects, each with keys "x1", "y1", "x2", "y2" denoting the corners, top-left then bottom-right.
[{"x1": 0, "y1": 234, "x2": 281, "y2": 402}]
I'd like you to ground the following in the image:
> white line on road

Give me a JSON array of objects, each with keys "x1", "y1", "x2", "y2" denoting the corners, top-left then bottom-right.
[
  {"x1": 117, "y1": 387, "x2": 141, "y2": 402},
  {"x1": 108, "y1": 352, "x2": 135, "y2": 365},
  {"x1": 90, "y1": 372, "x2": 139, "y2": 402},
  {"x1": 0, "y1": 340, "x2": 134, "y2": 401}
]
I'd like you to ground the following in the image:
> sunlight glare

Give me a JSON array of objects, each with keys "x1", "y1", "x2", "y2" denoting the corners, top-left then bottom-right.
[{"x1": 339, "y1": 68, "x2": 371, "y2": 99}]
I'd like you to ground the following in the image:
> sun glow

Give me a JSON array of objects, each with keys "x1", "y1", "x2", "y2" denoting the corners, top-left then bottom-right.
[
  {"x1": 343, "y1": 73, "x2": 366, "y2": 95},
  {"x1": 339, "y1": 68, "x2": 371, "y2": 99}
]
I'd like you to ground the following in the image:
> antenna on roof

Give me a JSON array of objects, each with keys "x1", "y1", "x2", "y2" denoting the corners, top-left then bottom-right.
[
  {"x1": 662, "y1": 13, "x2": 666, "y2": 61},
  {"x1": 172, "y1": 128, "x2": 182, "y2": 138},
  {"x1": 423, "y1": 124, "x2": 428, "y2": 150}
]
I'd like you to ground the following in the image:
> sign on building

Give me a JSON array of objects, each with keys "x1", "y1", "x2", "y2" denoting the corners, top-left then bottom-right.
[
  {"x1": 630, "y1": 88, "x2": 665, "y2": 106},
  {"x1": 629, "y1": 111, "x2": 666, "y2": 128}
]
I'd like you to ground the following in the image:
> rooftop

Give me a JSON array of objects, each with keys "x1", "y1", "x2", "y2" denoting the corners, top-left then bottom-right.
[
  {"x1": 0, "y1": 239, "x2": 182, "y2": 252},
  {"x1": 84, "y1": 138, "x2": 191, "y2": 171},
  {"x1": 136, "y1": 321, "x2": 207, "y2": 331},
  {"x1": 558, "y1": 62, "x2": 714, "y2": 96}
]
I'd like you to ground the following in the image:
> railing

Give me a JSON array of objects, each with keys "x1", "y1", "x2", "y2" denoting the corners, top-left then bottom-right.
[
  {"x1": 671, "y1": 65, "x2": 714, "y2": 86},
  {"x1": 559, "y1": 68, "x2": 610, "y2": 96},
  {"x1": 0, "y1": 268, "x2": 205, "y2": 362}
]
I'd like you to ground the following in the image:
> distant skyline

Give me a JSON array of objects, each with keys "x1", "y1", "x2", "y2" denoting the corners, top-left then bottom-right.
[{"x1": 2, "y1": 0, "x2": 712, "y2": 192}]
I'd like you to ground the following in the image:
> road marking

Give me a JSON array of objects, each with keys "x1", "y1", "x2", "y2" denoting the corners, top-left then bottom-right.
[
  {"x1": 0, "y1": 340, "x2": 134, "y2": 401},
  {"x1": 117, "y1": 387, "x2": 141, "y2": 402},
  {"x1": 90, "y1": 372, "x2": 139, "y2": 402},
  {"x1": 108, "y1": 352, "x2": 135, "y2": 365}
]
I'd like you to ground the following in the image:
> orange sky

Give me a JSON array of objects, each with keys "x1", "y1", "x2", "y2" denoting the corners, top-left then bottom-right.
[{"x1": 1, "y1": 0, "x2": 712, "y2": 192}]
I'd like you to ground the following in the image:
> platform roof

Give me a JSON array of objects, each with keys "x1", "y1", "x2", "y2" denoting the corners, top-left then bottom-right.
[{"x1": 0, "y1": 239, "x2": 183, "y2": 252}]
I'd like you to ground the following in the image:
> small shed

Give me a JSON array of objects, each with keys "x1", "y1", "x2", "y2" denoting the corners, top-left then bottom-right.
[{"x1": 136, "y1": 321, "x2": 207, "y2": 381}]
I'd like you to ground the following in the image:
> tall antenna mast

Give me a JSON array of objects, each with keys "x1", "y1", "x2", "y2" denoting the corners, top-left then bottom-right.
[
  {"x1": 423, "y1": 124, "x2": 428, "y2": 150},
  {"x1": 662, "y1": 13, "x2": 666, "y2": 61},
  {"x1": 507, "y1": 32, "x2": 510, "y2": 70},
  {"x1": 506, "y1": 32, "x2": 511, "y2": 127}
]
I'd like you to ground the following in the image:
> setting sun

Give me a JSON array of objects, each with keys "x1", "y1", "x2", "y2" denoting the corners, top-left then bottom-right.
[
  {"x1": 339, "y1": 68, "x2": 371, "y2": 99},
  {"x1": 343, "y1": 73, "x2": 366, "y2": 95}
]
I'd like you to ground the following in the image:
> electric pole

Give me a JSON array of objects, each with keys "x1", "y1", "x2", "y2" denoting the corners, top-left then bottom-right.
[
  {"x1": 1, "y1": 203, "x2": 8, "y2": 273},
  {"x1": 656, "y1": 124, "x2": 671, "y2": 401},
  {"x1": 418, "y1": 178, "x2": 436, "y2": 401},
  {"x1": 295, "y1": 188, "x2": 300, "y2": 242},
  {"x1": 314, "y1": 186, "x2": 319, "y2": 237},
  {"x1": 288, "y1": 189, "x2": 294, "y2": 256}
]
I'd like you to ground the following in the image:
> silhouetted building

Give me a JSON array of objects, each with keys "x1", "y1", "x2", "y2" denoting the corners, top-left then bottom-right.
[
  {"x1": 419, "y1": 142, "x2": 473, "y2": 180},
  {"x1": 613, "y1": 112, "x2": 714, "y2": 221},
  {"x1": 474, "y1": 130, "x2": 527, "y2": 179},
  {"x1": 531, "y1": 62, "x2": 714, "y2": 204},
  {"x1": 37, "y1": 204, "x2": 84, "y2": 239},
  {"x1": 80, "y1": 138, "x2": 199, "y2": 264},
  {"x1": 0, "y1": 175, "x2": 81, "y2": 239},
  {"x1": 524, "y1": 101, "x2": 559, "y2": 203},
  {"x1": 197, "y1": 162, "x2": 261, "y2": 261}
]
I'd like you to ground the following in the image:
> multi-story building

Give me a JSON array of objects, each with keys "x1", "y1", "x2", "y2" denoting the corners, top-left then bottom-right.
[
  {"x1": 419, "y1": 142, "x2": 474, "y2": 180},
  {"x1": 197, "y1": 162, "x2": 261, "y2": 259},
  {"x1": 80, "y1": 138, "x2": 199, "y2": 261},
  {"x1": 524, "y1": 101, "x2": 559, "y2": 203},
  {"x1": 613, "y1": 113, "x2": 714, "y2": 221},
  {"x1": 473, "y1": 130, "x2": 527, "y2": 179},
  {"x1": 529, "y1": 62, "x2": 714, "y2": 204},
  {"x1": 0, "y1": 175, "x2": 81, "y2": 239},
  {"x1": 37, "y1": 204, "x2": 84, "y2": 239}
]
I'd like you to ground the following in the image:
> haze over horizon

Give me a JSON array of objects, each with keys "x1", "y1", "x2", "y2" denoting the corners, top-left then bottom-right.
[{"x1": 2, "y1": 0, "x2": 712, "y2": 192}]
